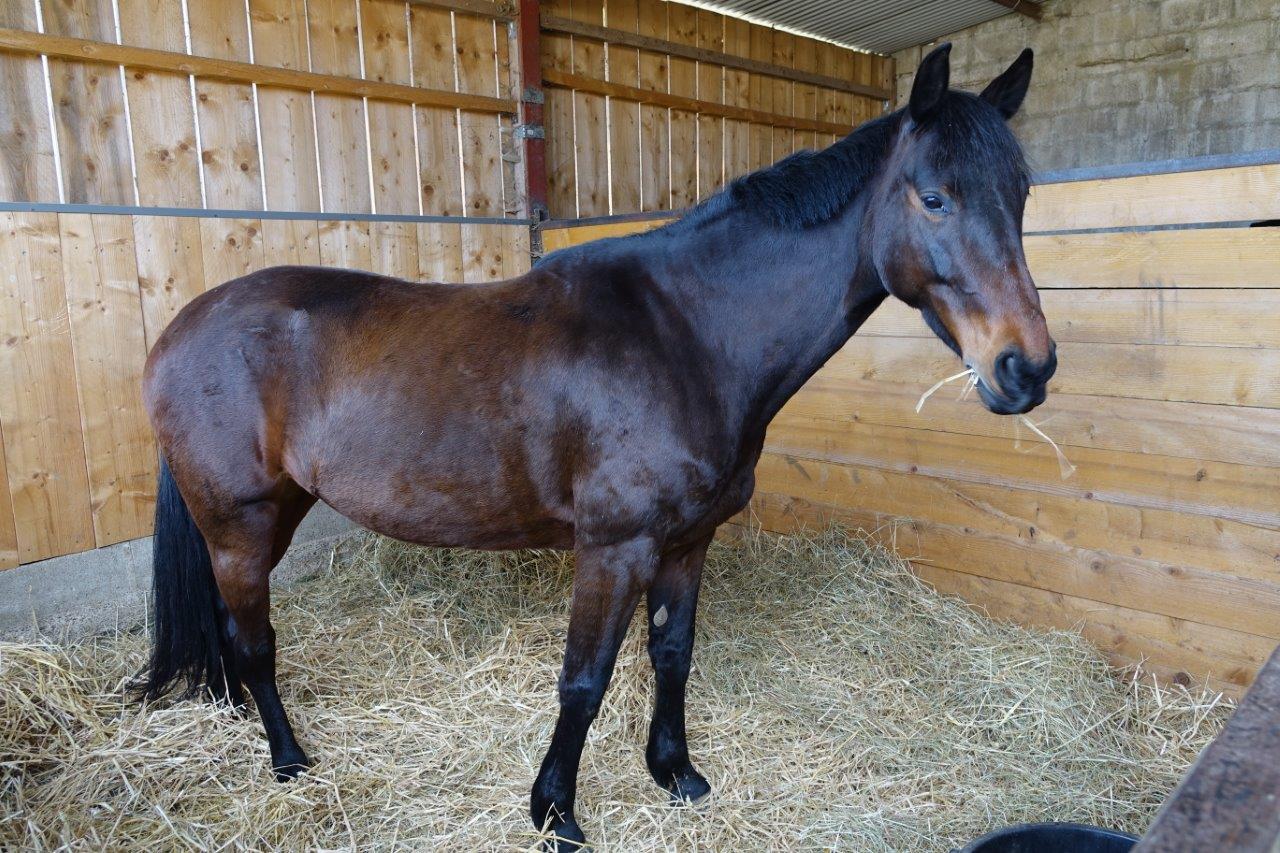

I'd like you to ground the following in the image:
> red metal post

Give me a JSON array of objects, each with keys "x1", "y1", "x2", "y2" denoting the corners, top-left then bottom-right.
[{"x1": 516, "y1": 0, "x2": 549, "y2": 222}]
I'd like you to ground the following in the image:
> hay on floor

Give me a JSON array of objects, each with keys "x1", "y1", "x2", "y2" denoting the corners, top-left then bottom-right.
[{"x1": 1, "y1": 528, "x2": 1229, "y2": 850}]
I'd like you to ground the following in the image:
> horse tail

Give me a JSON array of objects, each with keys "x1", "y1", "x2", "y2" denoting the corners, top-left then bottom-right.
[{"x1": 133, "y1": 458, "x2": 224, "y2": 702}]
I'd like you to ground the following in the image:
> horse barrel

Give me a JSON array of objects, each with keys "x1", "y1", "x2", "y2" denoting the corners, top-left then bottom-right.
[{"x1": 955, "y1": 822, "x2": 1139, "y2": 853}]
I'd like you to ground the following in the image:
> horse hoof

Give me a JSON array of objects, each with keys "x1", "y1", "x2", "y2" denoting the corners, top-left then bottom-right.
[
  {"x1": 660, "y1": 765, "x2": 712, "y2": 805},
  {"x1": 272, "y1": 755, "x2": 312, "y2": 783},
  {"x1": 541, "y1": 818, "x2": 589, "y2": 852}
]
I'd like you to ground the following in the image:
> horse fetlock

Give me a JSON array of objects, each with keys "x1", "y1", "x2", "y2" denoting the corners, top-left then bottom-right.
[{"x1": 271, "y1": 749, "x2": 311, "y2": 783}]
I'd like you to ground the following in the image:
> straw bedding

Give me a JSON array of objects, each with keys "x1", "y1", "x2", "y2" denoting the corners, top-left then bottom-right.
[{"x1": 1, "y1": 528, "x2": 1229, "y2": 851}]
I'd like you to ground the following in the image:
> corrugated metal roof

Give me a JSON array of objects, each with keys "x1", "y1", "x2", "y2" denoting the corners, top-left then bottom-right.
[{"x1": 679, "y1": 0, "x2": 1021, "y2": 55}]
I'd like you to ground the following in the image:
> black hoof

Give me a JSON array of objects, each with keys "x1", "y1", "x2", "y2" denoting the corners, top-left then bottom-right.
[
  {"x1": 656, "y1": 764, "x2": 711, "y2": 805},
  {"x1": 272, "y1": 754, "x2": 311, "y2": 783},
  {"x1": 541, "y1": 818, "x2": 588, "y2": 852}
]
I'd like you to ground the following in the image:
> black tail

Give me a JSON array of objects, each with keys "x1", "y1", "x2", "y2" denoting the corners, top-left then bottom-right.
[{"x1": 133, "y1": 459, "x2": 224, "y2": 702}]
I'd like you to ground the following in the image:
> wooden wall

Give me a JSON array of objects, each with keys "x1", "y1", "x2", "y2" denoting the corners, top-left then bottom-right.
[
  {"x1": 0, "y1": 0, "x2": 519, "y2": 217},
  {"x1": 539, "y1": 159, "x2": 1280, "y2": 697},
  {"x1": 539, "y1": 0, "x2": 893, "y2": 218}
]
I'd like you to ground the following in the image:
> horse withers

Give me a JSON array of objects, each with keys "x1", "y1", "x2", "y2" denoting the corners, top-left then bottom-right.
[{"x1": 137, "y1": 44, "x2": 1052, "y2": 850}]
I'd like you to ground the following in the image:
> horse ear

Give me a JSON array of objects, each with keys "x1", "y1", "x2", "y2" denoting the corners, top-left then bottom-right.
[
  {"x1": 909, "y1": 43, "x2": 951, "y2": 122},
  {"x1": 980, "y1": 48, "x2": 1034, "y2": 119}
]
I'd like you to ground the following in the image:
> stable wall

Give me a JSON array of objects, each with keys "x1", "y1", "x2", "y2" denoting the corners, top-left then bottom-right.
[{"x1": 541, "y1": 156, "x2": 1280, "y2": 697}]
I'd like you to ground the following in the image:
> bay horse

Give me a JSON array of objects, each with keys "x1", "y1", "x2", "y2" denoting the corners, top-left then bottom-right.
[{"x1": 137, "y1": 44, "x2": 1052, "y2": 849}]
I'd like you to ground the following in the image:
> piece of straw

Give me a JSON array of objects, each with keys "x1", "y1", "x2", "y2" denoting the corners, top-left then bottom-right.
[
  {"x1": 915, "y1": 369, "x2": 975, "y2": 413},
  {"x1": 1017, "y1": 414, "x2": 1077, "y2": 480}
]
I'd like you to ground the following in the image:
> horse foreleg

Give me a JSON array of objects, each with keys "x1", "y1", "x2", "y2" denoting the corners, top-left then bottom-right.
[
  {"x1": 645, "y1": 535, "x2": 712, "y2": 804},
  {"x1": 531, "y1": 536, "x2": 659, "y2": 851}
]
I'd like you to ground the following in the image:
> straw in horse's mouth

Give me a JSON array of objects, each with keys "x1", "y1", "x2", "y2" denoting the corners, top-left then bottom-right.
[{"x1": 915, "y1": 367, "x2": 1076, "y2": 480}]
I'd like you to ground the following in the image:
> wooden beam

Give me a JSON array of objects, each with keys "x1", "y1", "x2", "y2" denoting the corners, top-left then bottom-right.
[
  {"x1": 515, "y1": 0, "x2": 548, "y2": 221},
  {"x1": 0, "y1": 27, "x2": 517, "y2": 114},
  {"x1": 1135, "y1": 644, "x2": 1280, "y2": 852},
  {"x1": 406, "y1": 0, "x2": 517, "y2": 23},
  {"x1": 541, "y1": 14, "x2": 892, "y2": 101},
  {"x1": 542, "y1": 69, "x2": 856, "y2": 135},
  {"x1": 987, "y1": 0, "x2": 1044, "y2": 20}
]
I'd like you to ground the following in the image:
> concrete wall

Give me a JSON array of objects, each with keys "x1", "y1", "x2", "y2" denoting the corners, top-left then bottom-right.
[{"x1": 894, "y1": 0, "x2": 1280, "y2": 172}]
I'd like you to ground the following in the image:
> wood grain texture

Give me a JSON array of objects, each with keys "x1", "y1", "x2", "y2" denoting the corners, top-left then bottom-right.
[
  {"x1": 318, "y1": 219, "x2": 373, "y2": 269},
  {"x1": 569, "y1": 0, "x2": 608, "y2": 216},
  {"x1": 746, "y1": 23, "x2": 772, "y2": 171},
  {"x1": 0, "y1": 212, "x2": 95, "y2": 562},
  {"x1": 455, "y1": 12, "x2": 505, "y2": 216},
  {"x1": 308, "y1": 0, "x2": 373, "y2": 213},
  {"x1": 59, "y1": 214, "x2": 156, "y2": 546},
  {"x1": 361, "y1": 0, "x2": 421, "y2": 215},
  {"x1": 417, "y1": 221, "x2": 464, "y2": 281},
  {"x1": 249, "y1": 0, "x2": 322, "y2": 211},
  {"x1": 370, "y1": 221, "x2": 421, "y2": 278},
  {"x1": 665, "y1": 1, "x2": 697, "y2": 209},
  {"x1": 410, "y1": 3, "x2": 465, "y2": 215},
  {"x1": 460, "y1": 221, "x2": 505, "y2": 281},
  {"x1": 0, "y1": 434, "x2": 18, "y2": 569},
  {"x1": 769, "y1": 30, "x2": 794, "y2": 158},
  {"x1": 635, "y1": 0, "x2": 669, "y2": 212},
  {"x1": 0, "y1": 3, "x2": 58, "y2": 203},
  {"x1": 721, "y1": 17, "x2": 750, "y2": 183},
  {"x1": 694, "y1": 9, "x2": 723, "y2": 201},
  {"x1": 133, "y1": 215, "x2": 206, "y2": 348},
  {"x1": 199, "y1": 217, "x2": 265, "y2": 284},
  {"x1": 605, "y1": 0, "x2": 641, "y2": 213},
  {"x1": 261, "y1": 218, "x2": 321, "y2": 265}
]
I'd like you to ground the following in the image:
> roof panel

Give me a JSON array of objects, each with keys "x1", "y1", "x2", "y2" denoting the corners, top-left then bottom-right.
[{"x1": 678, "y1": 0, "x2": 1017, "y2": 55}]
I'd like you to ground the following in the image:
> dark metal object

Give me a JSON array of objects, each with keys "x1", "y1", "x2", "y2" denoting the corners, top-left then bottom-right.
[{"x1": 958, "y1": 822, "x2": 1137, "y2": 853}]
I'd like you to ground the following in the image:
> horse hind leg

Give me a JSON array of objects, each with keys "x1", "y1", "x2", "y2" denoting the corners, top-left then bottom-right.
[{"x1": 205, "y1": 483, "x2": 317, "y2": 781}]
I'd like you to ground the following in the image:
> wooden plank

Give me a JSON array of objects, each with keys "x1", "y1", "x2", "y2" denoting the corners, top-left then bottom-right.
[
  {"x1": 41, "y1": 0, "x2": 135, "y2": 205},
  {"x1": 0, "y1": 4, "x2": 59, "y2": 203},
  {"x1": 721, "y1": 17, "x2": 750, "y2": 183},
  {"x1": 694, "y1": 10, "x2": 723, "y2": 200},
  {"x1": 749, "y1": 452, "x2": 1280, "y2": 589},
  {"x1": 791, "y1": 34, "x2": 819, "y2": 150},
  {"x1": 361, "y1": 0, "x2": 421, "y2": 215},
  {"x1": 117, "y1": 0, "x2": 203, "y2": 207},
  {"x1": 764, "y1": 413, "x2": 1280, "y2": 528},
  {"x1": 186, "y1": 1, "x2": 263, "y2": 209},
  {"x1": 539, "y1": 215, "x2": 665, "y2": 250},
  {"x1": 605, "y1": 0, "x2": 641, "y2": 213},
  {"x1": 308, "y1": 0, "x2": 373, "y2": 213},
  {"x1": 0, "y1": 26, "x2": 519, "y2": 113},
  {"x1": 665, "y1": 1, "x2": 697, "y2": 208},
  {"x1": 319, "y1": 220, "x2": 374, "y2": 269},
  {"x1": 409, "y1": 3, "x2": 466, "y2": 215},
  {"x1": 261, "y1": 218, "x2": 321, "y2": 265},
  {"x1": 539, "y1": 13, "x2": 892, "y2": 100},
  {"x1": 769, "y1": 30, "x2": 795, "y2": 158},
  {"x1": 742, "y1": 492, "x2": 1264, "y2": 695},
  {"x1": 1025, "y1": 164, "x2": 1280, "y2": 232},
  {"x1": 823, "y1": 335, "x2": 1280, "y2": 408},
  {"x1": 861, "y1": 288, "x2": 1280, "y2": 348},
  {"x1": 542, "y1": 0, "x2": 576, "y2": 218},
  {"x1": 0, "y1": 212, "x2": 95, "y2": 562},
  {"x1": 455, "y1": 11, "x2": 505, "y2": 216},
  {"x1": 635, "y1": 0, "x2": 669, "y2": 212},
  {"x1": 746, "y1": 23, "x2": 772, "y2": 171},
  {"x1": 417, "y1": 221, "x2": 464, "y2": 281},
  {"x1": 0, "y1": 431, "x2": 19, "y2": 569},
  {"x1": 59, "y1": 213, "x2": 156, "y2": 547},
  {"x1": 460, "y1": 223, "x2": 506, "y2": 281},
  {"x1": 569, "y1": 0, "x2": 608, "y2": 216},
  {"x1": 199, "y1": 217, "x2": 265, "y2": 284},
  {"x1": 499, "y1": 223, "x2": 531, "y2": 277},
  {"x1": 1025, "y1": 227, "x2": 1280, "y2": 289},
  {"x1": 784, "y1": 376, "x2": 1280, "y2": 470},
  {"x1": 133, "y1": 214, "x2": 206, "y2": 349},
  {"x1": 249, "y1": 0, "x2": 322, "y2": 211},
  {"x1": 407, "y1": 0, "x2": 516, "y2": 21},
  {"x1": 370, "y1": 220, "x2": 420, "y2": 278},
  {"x1": 1136, "y1": 646, "x2": 1280, "y2": 853}
]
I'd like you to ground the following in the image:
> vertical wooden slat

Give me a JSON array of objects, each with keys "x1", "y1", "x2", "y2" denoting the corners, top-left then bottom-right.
[
  {"x1": 42, "y1": 0, "x2": 135, "y2": 205},
  {"x1": 666, "y1": 1, "x2": 697, "y2": 209},
  {"x1": 189, "y1": 0, "x2": 263, "y2": 209},
  {"x1": 0, "y1": 212, "x2": 94, "y2": 562},
  {"x1": 308, "y1": 0, "x2": 373, "y2": 213},
  {"x1": 499, "y1": 224, "x2": 531, "y2": 278},
  {"x1": 722, "y1": 16, "x2": 751, "y2": 182},
  {"x1": 570, "y1": 0, "x2": 608, "y2": 216},
  {"x1": 361, "y1": 0, "x2": 420, "y2": 215},
  {"x1": 0, "y1": 436, "x2": 19, "y2": 569},
  {"x1": 370, "y1": 221, "x2": 420, "y2": 278},
  {"x1": 605, "y1": 0, "x2": 641, "y2": 213},
  {"x1": 249, "y1": 0, "x2": 322, "y2": 211},
  {"x1": 261, "y1": 218, "x2": 321, "y2": 265},
  {"x1": 635, "y1": 0, "x2": 669, "y2": 211},
  {"x1": 60, "y1": 213, "x2": 155, "y2": 547},
  {"x1": 115, "y1": 0, "x2": 202, "y2": 207},
  {"x1": 134, "y1": 214, "x2": 206, "y2": 349},
  {"x1": 542, "y1": 0, "x2": 576, "y2": 218},
  {"x1": 409, "y1": 3, "x2": 464, "y2": 215},
  {"x1": 747, "y1": 24, "x2": 773, "y2": 171},
  {"x1": 695, "y1": 10, "x2": 723, "y2": 200},
  {"x1": 0, "y1": 4, "x2": 59, "y2": 203},
  {"x1": 792, "y1": 35, "x2": 819, "y2": 151},
  {"x1": 319, "y1": 219, "x2": 373, "y2": 269},
  {"x1": 460, "y1": 223, "x2": 505, "y2": 282},
  {"x1": 199, "y1": 217, "x2": 265, "y2": 284},
  {"x1": 455, "y1": 12, "x2": 505, "y2": 216},
  {"x1": 770, "y1": 30, "x2": 795, "y2": 158},
  {"x1": 418, "y1": 222, "x2": 464, "y2": 282}
]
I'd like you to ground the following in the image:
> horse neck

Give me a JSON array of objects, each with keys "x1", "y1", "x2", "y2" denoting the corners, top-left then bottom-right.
[{"x1": 663, "y1": 197, "x2": 887, "y2": 431}]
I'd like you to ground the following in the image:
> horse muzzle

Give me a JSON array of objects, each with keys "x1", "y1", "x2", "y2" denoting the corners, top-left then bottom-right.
[{"x1": 978, "y1": 345, "x2": 1056, "y2": 415}]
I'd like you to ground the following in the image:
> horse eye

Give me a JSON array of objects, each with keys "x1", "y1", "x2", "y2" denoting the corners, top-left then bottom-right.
[{"x1": 921, "y1": 193, "x2": 946, "y2": 212}]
